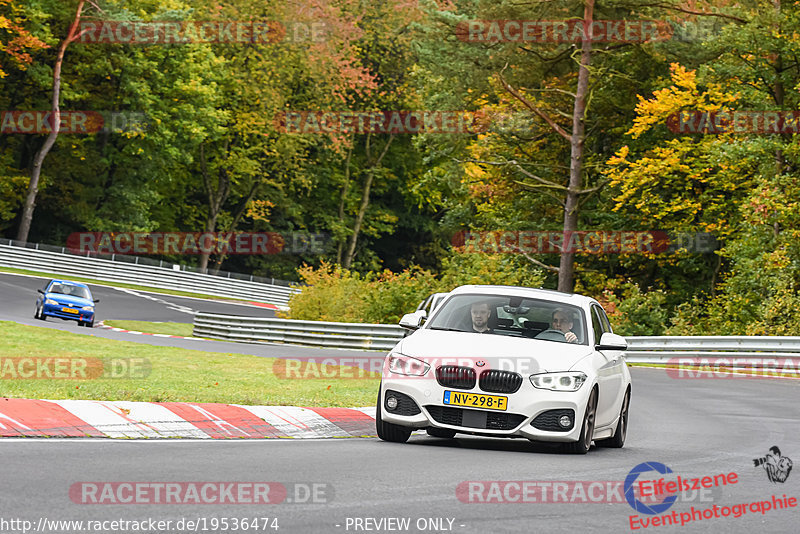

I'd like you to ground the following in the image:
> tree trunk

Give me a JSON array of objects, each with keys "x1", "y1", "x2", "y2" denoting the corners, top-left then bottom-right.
[
  {"x1": 336, "y1": 137, "x2": 354, "y2": 264},
  {"x1": 198, "y1": 215, "x2": 218, "y2": 272},
  {"x1": 557, "y1": 0, "x2": 594, "y2": 293},
  {"x1": 343, "y1": 169, "x2": 375, "y2": 269},
  {"x1": 210, "y1": 180, "x2": 260, "y2": 274},
  {"x1": 343, "y1": 134, "x2": 394, "y2": 268},
  {"x1": 16, "y1": 1, "x2": 85, "y2": 243},
  {"x1": 772, "y1": 0, "x2": 786, "y2": 238},
  {"x1": 198, "y1": 143, "x2": 230, "y2": 273}
]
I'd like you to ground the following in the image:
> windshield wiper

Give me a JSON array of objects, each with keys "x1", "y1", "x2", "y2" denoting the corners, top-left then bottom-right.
[{"x1": 427, "y1": 327, "x2": 465, "y2": 332}]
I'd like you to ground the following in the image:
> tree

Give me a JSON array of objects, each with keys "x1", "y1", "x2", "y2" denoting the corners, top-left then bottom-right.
[
  {"x1": 15, "y1": 0, "x2": 84, "y2": 243},
  {"x1": 0, "y1": 0, "x2": 47, "y2": 78}
]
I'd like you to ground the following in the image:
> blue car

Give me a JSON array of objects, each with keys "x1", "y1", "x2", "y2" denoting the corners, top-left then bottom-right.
[{"x1": 35, "y1": 279, "x2": 99, "y2": 328}]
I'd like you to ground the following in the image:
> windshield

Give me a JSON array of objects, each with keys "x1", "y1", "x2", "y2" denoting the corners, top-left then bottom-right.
[
  {"x1": 49, "y1": 283, "x2": 91, "y2": 300},
  {"x1": 426, "y1": 293, "x2": 588, "y2": 345}
]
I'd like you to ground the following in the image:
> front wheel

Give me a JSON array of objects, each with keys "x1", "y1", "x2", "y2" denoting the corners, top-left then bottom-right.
[
  {"x1": 564, "y1": 388, "x2": 597, "y2": 454},
  {"x1": 596, "y1": 389, "x2": 630, "y2": 448},
  {"x1": 375, "y1": 389, "x2": 412, "y2": 443}
]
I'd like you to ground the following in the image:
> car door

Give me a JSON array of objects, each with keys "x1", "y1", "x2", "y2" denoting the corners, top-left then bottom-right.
[
  {"x1": 590, "y1": 305, "x2": 617, "y2": 428},
  {"x1": 592, "y1": 305, "x2": 625, "y2": 426}
]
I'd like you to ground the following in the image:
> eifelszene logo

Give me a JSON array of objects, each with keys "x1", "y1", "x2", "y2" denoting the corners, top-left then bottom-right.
[
  {"x1": 753, "y1": 446, "x2": 793, "y2": 483},
  {"x1": 625, "y1": 462, "x2": 677, "y2": 515}
]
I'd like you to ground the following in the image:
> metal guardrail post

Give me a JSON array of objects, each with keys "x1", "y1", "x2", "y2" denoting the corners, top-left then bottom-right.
[
  {"x1": 0, "y1": 241, "x2": 298, "y2": 306},
  {"x1": 191, "y1": 313, "x2": 800, "y2": 362}
]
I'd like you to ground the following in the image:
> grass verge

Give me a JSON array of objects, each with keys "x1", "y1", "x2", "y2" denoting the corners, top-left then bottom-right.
[
  {"x1": 0, "y1": 265, "x2": 262, "y2": 303},
  {"x1": 103, "y1": 320, "x2": 194, "y2": 338},
  {"x1": 0, "y1": 321, "x2": 379, "y2": 406}
]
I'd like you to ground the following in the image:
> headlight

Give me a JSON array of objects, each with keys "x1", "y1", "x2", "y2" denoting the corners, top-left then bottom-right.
[
  {"x1": 387, "y1": 353, "x2": 430, "y2": 376},
  {"x1": 530, "y1": 372, "x2": 587, "y2": 391},
  {"x1": 45, "y1": 299, "x2": 58, "y2": 305},
  {"x1": 81, "y1": 306, "x2": 94, "y2": 311}
]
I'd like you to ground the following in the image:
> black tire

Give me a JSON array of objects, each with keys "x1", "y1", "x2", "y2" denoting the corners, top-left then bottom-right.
[
  {"x1": 84, "y1": 319, "x2": 94, "y2": 328},
  {"x1": 564, "y1": 388, "x2": 598, "y2": 454},
  {"x1": 375, "y1": 389, "x2": 412, "y2": 443},
  {"x1": 34, "y1": 304, "x2": 40, "y2": 320},
  {"x1": 37, "y1": 306, "x2": 46, "y2": 321},
  {"x1": 426, "y1": 427, "x2": 456, "y2": 439},
  {"x1": 597, "y1": 388, "x2": 630, "y2": 448}
]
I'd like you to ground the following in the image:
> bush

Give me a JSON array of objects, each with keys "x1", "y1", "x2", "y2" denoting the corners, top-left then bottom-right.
[
  {"x1": 578, "y1": 274, "x2": 670, "y2": 336},
  {"x1": 438, "y1": 253, "x2": 546, "y2": 288},
  {"x1": 281, "y1": 262, "x2": 372, "y2": 323},
  {"x1": 285, "y1": 253, "x2": 546, "y2": 324}
]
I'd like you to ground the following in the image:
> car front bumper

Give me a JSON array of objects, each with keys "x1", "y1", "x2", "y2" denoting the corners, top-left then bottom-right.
[
  {"x1": 379, "y1": 375, "x2": 592, "y2": 442},
  {"x1": 42, "y1": 303, "x2": 94, "y2": 323}
]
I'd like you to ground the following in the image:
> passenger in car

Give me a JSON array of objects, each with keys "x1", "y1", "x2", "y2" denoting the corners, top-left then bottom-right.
[{"x1": 552, "y1": 308, "x2": 579, "y2": 343}]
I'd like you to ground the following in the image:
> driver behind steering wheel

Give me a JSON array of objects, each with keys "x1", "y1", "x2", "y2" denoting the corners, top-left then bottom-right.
[{"x1": 551, "y1": 308, "x2": 579, "y2": 344}]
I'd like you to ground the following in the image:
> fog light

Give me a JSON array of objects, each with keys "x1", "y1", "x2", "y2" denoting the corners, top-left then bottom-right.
[
  {"x1": 386, "y1": 396, "x2": 398, "y2": 410},
  {"x1": 559, "y1": 415, "x2": 572, "y2": 428}
]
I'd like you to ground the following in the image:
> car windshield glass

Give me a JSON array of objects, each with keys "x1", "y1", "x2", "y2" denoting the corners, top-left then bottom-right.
[
  {"x1": 49, "y1": 284, "x2": 91, "y2": 299},
  {"x1": 425, "y1": 293, "x2": 588, "y2": 345}
]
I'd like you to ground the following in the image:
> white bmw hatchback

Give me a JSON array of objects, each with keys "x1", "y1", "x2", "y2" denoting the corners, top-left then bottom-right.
[{"x1": 376, "y1": 285, "x2": 631, "y2": 454}]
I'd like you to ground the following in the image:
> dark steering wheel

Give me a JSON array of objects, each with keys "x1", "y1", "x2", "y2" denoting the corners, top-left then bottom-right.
[{"x1": 535, "y1": 329, "x2": 567, "y2": 341}]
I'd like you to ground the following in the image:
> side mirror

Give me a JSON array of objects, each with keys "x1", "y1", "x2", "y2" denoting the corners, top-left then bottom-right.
[
  {"x1": 37, "y1": 289, "x2": 45, "y2": 294},
  {"x1": 399, "y1": 310, "x2": 427, "y2": 330},
  {"x1": 93, "y1": 299, "x2": 100, "y2": 303},
  {"x1": 596, "y1": 332, "x2": 627, "y2": 351}
]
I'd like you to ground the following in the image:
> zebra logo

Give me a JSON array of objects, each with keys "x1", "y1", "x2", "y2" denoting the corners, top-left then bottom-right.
[{"x1": 753, "y1": 446, "x2": 793, "y2": 483}]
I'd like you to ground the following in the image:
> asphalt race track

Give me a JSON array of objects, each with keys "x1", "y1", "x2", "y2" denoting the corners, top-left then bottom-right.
[
  {"x1": 0, "y1": 271, "x2": 276, "y2": 323},
  {"x1": 0, "y1": 272, "x2": 379, "y2": 360},
  {"x1": 1, "y1": 272, "x2": 798, "y2": 533}
]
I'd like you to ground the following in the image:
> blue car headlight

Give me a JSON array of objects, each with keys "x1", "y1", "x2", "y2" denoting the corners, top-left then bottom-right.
[
  {"x1": 81, "y1": 306, "x2": 94, "y2": 311},
  {"x1": 45, "y1": 298, "x2": 58, "y2": 305}
]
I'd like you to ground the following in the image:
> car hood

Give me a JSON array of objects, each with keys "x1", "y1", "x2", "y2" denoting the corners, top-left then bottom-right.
[
  {"x1": 396, "y1": 329, "x2": 593, "y2": 374},
  {"x1": 45, "y1": 292, "x2": 93, "y2": 307}
]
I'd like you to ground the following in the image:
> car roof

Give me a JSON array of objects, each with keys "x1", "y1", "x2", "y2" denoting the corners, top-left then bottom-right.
[
  {"x1": 49, "y1": 279, "x2": 90, "y2": 289},
  {"x1": 448, "y1": 285, "x2": 597, "y2": 307}
]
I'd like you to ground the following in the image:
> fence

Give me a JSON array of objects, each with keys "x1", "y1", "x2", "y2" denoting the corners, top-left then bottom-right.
[
  {"x1": 0, "y1": 239, "x2": 297, "y2": 306},
  {"x1": 193, "y1": 313, "x2": 800, "y2": 365},
  {"x1": 193, "y1": 313, "x2": 404, "y2": 351},
  {"x1": 624, "y1": 336, "x2": 800, "y2": 370}
]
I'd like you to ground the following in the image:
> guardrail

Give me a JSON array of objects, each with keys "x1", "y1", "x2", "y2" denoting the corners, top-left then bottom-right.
[
  {"x1": 624, "y1": 336, "x2": 800, "y2": 369},
  {"x1": 193, "y1": 314, "x2": 800, "y2": 365},
  {"x1": 193, "y1": 313, "x2": 404, "y2": 351},
  {"x1": 0, "y1": 240, "x2": 298, "y2": 306}
]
